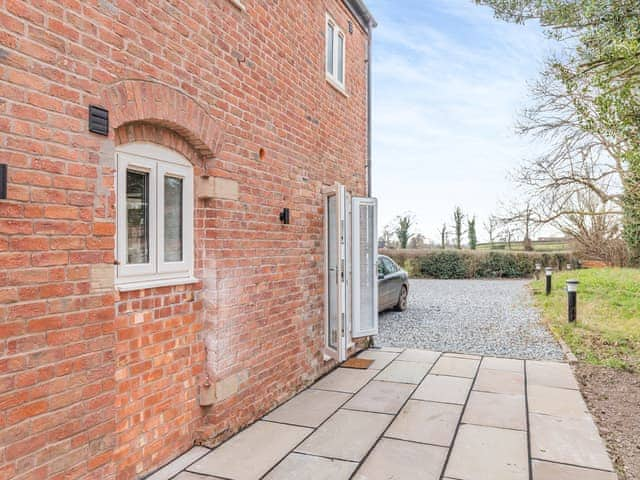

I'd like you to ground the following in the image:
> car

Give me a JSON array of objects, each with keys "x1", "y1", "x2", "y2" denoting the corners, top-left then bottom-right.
[{"x1": 377, "y1": 255, "x2": 410, "y2": 312}]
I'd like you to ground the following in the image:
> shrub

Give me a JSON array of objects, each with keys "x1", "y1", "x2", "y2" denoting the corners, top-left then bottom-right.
[
  {"x1": 380, "y1": 249, "x2": 579, "y2": 279},
  {"x1": 417, "y1": 251, "x2": 470, "y2": 279}
]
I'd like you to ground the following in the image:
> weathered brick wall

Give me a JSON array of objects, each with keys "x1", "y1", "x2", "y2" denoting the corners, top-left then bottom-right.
[{"x1": 0, "y1": 0, "x2": 369, "y2": 478}]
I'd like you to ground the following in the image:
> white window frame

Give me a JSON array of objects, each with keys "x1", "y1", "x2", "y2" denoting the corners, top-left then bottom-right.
[
  {"x1": 325, "y1": 14, "x2": 346, "y2": 92},
  {"x1": 115, "y1": 142, "x2": 195, "y2": 291}
]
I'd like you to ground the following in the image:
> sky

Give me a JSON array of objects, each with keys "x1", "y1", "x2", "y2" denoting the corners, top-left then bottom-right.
[{"x1": 367, "y1": 0, "x2": 557, "y2": 243}]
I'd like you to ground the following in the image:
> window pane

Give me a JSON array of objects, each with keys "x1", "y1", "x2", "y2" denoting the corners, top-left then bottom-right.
[
  {"x1": 327, "y1": 195, "x2": 338, "y2": 349},
  {"x1": 326, "y1": 22, "x2": 334, "y2": 75},
  {"x1": 337, "y1": 33, "x2": 344, "y2": 83},
  {"x1": 359, "y1": 204, "x2": 375, "y2": 330},
  {"x1": 383, "y1": 258, "x2": 396, "y2": 274},
  {"x1": 126, "y1": 170, "x2": 149, "y2": 264},
  {"x1": 164, "y1": 175, "x2": 184, "y2": 262}
]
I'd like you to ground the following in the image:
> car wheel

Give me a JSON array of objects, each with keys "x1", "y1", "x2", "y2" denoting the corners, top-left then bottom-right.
[{"x1": 394, "y1": 285, "x2": 408, "y2": 311}]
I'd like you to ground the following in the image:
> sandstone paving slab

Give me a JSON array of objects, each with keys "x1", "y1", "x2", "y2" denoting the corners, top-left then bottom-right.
[
  {"x1": 343, "y1": 380, "x2": 414, "y2": 414},
  {"x1": 431, "y1": 356, "x2": 479, "y2": 378},
  {"x1": 473, "y1": 368, "x2": 524, "y2": 395},
  {"x1": 395, "y1": 348, "x2": 441, "y2": 363},
  {"x1": 188, "y1": 421, "x2": 312, "y2": 480},
  {"x1": 264, "y1": 388, "x2": 351, "y2": 427},
  {"x1": 311, "y1": 368, "x2": 378, "y2": 393},
  {"x1": 445, "y1": 424, "x2": 529, "y2": 480},
  {"x1": 353, "y1": 437, "x2": 448, "y2": 480},
  {"x1": 532, "y1": 460, "x2": 618, "y2": 480},
  {"x1": 378, "y1": 346, "x2": 404, "y2": 353},
  {"x1": 374, "y1": 360, "x2": 431, "y2": 384},
  {"x1": 413, "y1": 375, "x2": 472, "y2": 405},
  {"x1": 385, "y1": 399, "x2": 462, "y2": 447},
  {"x1": 443, "y1": 352, "x2": 482, "y2": 360},
  {"x1": 527, "y1": 360, "x2": 578, "y2": 390},
  {"x1": 174, "y1": 472, "x2": 224, "y2": 480},
  {"x1": 263, "y1": 453, "x2": 358, "y2": 480},
  {"x1": 480, "y1": 356, "x2": 524, "y2": 373},
  {"x1": 527, "y1": 384, "x2": 590, "y2": 419},
  {"x1": 295, "y1": 409, "x2": 392, "y2": 462},
  {"x1": 462, "y1": 391, "x2": 526, "y2": 431},
  {"x1": 530, "y1": 413, "x2": 614, "y2": 471},
  {"x1": 356, "y1": 350, "x2": 398, "y2": 369},
  {"x1": 147, "y1": 447, "x2": 210, "y2": 480}
]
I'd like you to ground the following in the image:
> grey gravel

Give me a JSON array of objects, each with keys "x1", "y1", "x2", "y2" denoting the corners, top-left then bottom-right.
[{"x1": 375, "y1": 279, "x2": 565, "y2": 361}]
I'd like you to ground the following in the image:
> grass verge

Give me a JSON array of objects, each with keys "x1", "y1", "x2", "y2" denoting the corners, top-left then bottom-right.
[{"x1": 531, "y1": 268, "x2": 640, "y2": 372}]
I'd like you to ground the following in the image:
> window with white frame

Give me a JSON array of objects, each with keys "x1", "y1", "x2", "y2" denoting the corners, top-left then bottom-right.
[
  {"x1": 326, "y1": 14, "x2": 346, "y2": 89},
  {"x1": 115, "y1": 143, "x2": 194, "y2": 290}
]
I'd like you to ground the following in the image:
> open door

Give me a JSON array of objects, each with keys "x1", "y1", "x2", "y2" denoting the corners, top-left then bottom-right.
[
  {"x1": 351, "y1": 196, "x2": 378, "y2": 338},
  {"x1": 323, "y1": 185, "x2": 349, "y2": 362}
]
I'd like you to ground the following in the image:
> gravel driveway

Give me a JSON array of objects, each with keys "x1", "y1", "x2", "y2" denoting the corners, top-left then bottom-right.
[{"x1": 375, "y1": 279, "x2": 564, "y2": 360}]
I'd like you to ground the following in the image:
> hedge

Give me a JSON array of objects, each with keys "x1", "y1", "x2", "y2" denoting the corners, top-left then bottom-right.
[{"x1": 381, "y1": 249, "x2": 579, "y2": 279}]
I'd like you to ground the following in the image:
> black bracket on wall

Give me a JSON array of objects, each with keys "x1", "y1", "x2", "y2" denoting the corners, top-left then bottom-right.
[
  {"x1": 0, "y1": 164, "x2": 7, "y2": 200},
  {"x1": 88, "y1": 105, "x2": 109, "y2": 136},
  {"x1": 279, "y1": 208, "x2": 290, "y2": 225}
]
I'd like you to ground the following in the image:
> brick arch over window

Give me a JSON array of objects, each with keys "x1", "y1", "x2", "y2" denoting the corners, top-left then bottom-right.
[
  {"x1": 115, "y1": 123, "x2": 203, "y2": 170},
  {"x1": 103, "y1": 79, "x2": 223, "y2": 165}
]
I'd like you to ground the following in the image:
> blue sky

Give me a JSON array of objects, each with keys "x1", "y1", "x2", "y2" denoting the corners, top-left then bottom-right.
[{"x1": 367, "y1": 0, "x2": 556, "y2": 243}]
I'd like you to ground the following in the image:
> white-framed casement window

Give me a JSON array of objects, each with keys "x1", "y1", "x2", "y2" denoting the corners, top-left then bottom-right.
[
  {"x1": 115, "y1": 142, "x2": 195, "y2": 291},
  {"x1": 326, "y1": 14, "x2": 346, "y2": 91}
]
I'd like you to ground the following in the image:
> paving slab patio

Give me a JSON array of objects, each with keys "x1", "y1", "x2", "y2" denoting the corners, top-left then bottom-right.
[
  {"x1": 385, "y1": 399, "x2": 462, "y2": 446},
  {"x1": 374, "y1": 359, "x2": 431, "y2": 384},
  {"x1": 263, "y1": 388, "x2": 351, "y2": 427},
  {"x1": 343, "y1": 380, "x2": 413, "y2": 414},
  {"x1": 462, "y1": 390, "x2": 526, "y2": 430},
  {"x1": 353, "y1": 437, "x2": 447, "y2": 480},
  {"x1": 162, "y1": 348, "x2": 615, "y2": 480},
  {"x1": 430, "y1": 355, "x2": 480, "y2": 378}
]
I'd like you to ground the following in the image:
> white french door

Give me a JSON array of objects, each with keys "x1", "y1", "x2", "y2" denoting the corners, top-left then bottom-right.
[
  {"x1": 324, "y1": 184, "x2": 378, "y2": 362},
  {"x1": 352, "y1": 196, "x2": 378, "y2": 337},
  {"x1": 324, "y1": 185, "x2": 349, "y2": 362}
]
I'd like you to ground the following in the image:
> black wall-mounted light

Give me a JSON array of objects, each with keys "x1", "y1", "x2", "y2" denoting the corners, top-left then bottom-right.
[
  {"x1": 88, "y1": 105, "x2": 109, "y2": 136},
  {"x1": 279, "y1": 208, "x2": 290, "y2": 225},
  {"x1": 0, "y1": 164, "x2": 7, "y2": 200}
]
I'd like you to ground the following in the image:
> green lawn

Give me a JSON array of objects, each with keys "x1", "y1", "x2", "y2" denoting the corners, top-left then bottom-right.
[{"x1": 532, "y1": 268, "x2": 640, "y2": 371}]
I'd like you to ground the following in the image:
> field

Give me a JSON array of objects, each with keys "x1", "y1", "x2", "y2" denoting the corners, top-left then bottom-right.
[
  {"x1": 531, "y1": 268, "x2": 640, "y2": 371},
  {"x1": 477, "y1": 239, "x2": 571, "y2": 252}
]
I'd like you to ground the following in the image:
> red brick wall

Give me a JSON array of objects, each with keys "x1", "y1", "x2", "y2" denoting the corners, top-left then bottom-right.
[
  {"x1": 114, "y1": 283, "x2": 205, "y2": 479},
  {"x1": 0, "y1": 0, "x2": 369, "y2": 478}
]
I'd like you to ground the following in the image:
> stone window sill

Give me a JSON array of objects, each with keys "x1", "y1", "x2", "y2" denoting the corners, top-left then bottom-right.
[
  {"x1": 115, "y1": 276, "x2": 199, "y2": 292},
  {"x1": 326, "y1": 75, "x2": 349, "y2": 98}
]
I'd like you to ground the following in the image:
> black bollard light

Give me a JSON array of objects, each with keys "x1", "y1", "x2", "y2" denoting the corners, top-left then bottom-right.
[
  {"x1": 567, "y1": 279, "x2": 579, "y2": 323},
  {"x1": 545, "y1": 267, "x2": 553, "y2": 296}
]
